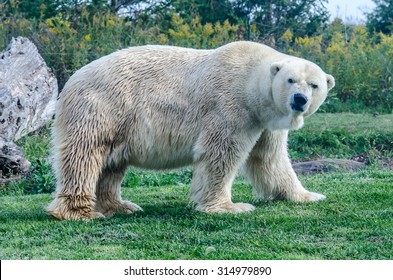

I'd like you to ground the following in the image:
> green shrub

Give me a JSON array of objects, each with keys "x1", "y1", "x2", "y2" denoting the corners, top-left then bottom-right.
[{"x1": 23, "y1": 159, "x2": 56, "y2": 194}]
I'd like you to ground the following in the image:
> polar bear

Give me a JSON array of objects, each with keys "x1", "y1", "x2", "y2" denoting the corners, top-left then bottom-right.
[{"x1": 47, "y1": 41, "x2": 335, "y2": 220}]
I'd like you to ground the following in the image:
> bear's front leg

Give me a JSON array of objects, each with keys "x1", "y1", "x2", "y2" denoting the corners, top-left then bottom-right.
[
  {"x1": 191, "y1": 160, "x2": 256, "y2": 213},
  {"x1": 190, "y1": 129, "x2": 257, "y2": 213},
  {"x1": 243, "y1": 129, "x2": 326, "y2": 202}
]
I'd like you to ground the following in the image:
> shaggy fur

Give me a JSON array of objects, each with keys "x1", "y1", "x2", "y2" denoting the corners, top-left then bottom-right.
[{"x1": 47, "y1": 41, "x2": 335, "y2": 220}]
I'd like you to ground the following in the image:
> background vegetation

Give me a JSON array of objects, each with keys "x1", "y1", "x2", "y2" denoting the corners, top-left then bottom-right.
[{"x1": 1, "y1": 0, "x2": 393, "y2": 112}]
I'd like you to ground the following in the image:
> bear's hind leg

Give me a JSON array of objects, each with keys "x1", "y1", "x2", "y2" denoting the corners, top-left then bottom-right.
[
  {"x1": 95, "y1": 167, "x2": 142, "y2": 217},
  {"x1": 47, "y1": 147, "x2": 107, "y2": 220}
]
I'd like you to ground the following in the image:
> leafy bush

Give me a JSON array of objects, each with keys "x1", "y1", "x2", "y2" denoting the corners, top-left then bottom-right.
[
  {"x1": 0, "y1": 159, "x2": 55, "y2": 196},
  {"x1": 0, "y1": 126, "x2": 56, "y2": 195},
  {"x1": 22, "y1": 159, "x2": 56, "y2": 194}
]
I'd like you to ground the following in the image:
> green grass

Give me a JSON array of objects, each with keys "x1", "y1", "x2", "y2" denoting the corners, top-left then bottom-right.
[
  {"x1": 0, "y1": 168, "x2": 392, "y2": 260},
  {"x1": 289, "y1": 113, "x2": 393, "y2": 160},
  {"x1": 1, "y1": 113, "x2": 392, "y2": 259}
]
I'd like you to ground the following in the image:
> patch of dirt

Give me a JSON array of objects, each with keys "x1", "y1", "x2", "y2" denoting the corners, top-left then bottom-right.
[
  {"x1": 292, "y1": 159, "x2": 366, "y2": 175},
  {"x1": 293, "y1": 152, "x2": 393, "y2": 175}
]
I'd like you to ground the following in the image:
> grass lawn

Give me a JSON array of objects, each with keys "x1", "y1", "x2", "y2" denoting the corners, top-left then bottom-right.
[
  {"x1": 0, "y1": 113, "x2": 392, "y2": 259},
  {"x1": 289, "y1": 113, "x2": 393, "y2": 160}
]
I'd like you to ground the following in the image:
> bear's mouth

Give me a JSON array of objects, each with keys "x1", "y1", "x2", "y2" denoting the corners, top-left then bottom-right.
[{"x1": 290, "y1": 103, "x2": 305, "y2": 112}]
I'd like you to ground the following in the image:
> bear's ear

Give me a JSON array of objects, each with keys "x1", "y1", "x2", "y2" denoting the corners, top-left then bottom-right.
[
  {"x1": 270, "y1": 61, "x2": 284, "y2": 76},
  {"x1": 326, "y1": 74, "x2": 335, "y2": 91}
]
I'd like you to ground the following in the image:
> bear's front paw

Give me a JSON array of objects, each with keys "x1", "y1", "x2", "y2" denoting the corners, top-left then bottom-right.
[
  {"x1": 289, "y1": 191, "x2": 326, "y2": 202},
  {"x1": 197, "y1": 202, "x2": 256, "y2": 214},
  {"x1": 307, "y1": 192, "x2": 326, "y2": 201}
]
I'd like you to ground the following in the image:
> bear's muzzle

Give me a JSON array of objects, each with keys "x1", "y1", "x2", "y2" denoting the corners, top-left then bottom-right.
[{"x1": 290, "y1": 93, "x2": 308, "y2": 112}]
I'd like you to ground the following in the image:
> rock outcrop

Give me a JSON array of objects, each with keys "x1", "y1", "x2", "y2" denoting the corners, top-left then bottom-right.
[{"x1": 0, "y1": 37, "x2": 57, "y2": 180}]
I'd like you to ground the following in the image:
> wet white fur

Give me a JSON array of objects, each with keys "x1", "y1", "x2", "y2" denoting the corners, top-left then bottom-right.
[{"x1": 47, "y1": 41, "x2": 334, "y2": 220}]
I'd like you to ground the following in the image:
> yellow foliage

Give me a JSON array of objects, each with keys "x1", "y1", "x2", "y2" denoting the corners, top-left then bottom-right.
[
  {"x1": 168, "y1": 14, "x2": 238, "y2": 48},
  {"x1": 45, "y1": 16, "x2": 75, "y2": 36},
  {"x1": 223, "y1": 20, "x2": 237, "y2": 32},
  {"x1": 377, "y1": 32, "x2": 393, "y2": 57},
  {"x1": 106, "y1": 18, "x2": 115, "y2": 27},
  {"x1": 203, "y1": 23, "x2": 214, "y2": 37},
  {"x1": 171, "y1": 14, "x2": 184, "y2": 27},
  {"x1": 157, "y1": 34, "x2": 169, "y2": 45},
  {"x1": 287, "y1": 49, "x2": 300, "y2": 56},
  {"x1": 281, "y1": 29, "x2": 293, "y2": 42},
  {"x1": 250, "y1": 24, "x2": 258, "y2": 36},
  {"x1": 294, "y1": 35, "x2": 322, "y2": 49},
  {"x1": 353, "y1": 25, "x2": 367, "y2": 37},
  {"x1": 191, "y1": 16, "x2": 201, "y2": 28}
]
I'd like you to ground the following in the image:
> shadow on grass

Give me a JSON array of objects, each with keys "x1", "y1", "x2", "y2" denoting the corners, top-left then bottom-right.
[
  {"x1": 113, "y1": 201, "x2": 196, "y2": 220},
  {"x1": 1, "y1": 198, "x2": 267, "y2": 225},
  {"x1": 1, "y1": 201, "x2": 195, "y2": 222}
]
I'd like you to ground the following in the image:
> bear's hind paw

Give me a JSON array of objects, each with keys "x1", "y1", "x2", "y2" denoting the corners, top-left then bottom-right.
[
  {"x1": 121, "y1": 200, "x2": 143, "y2": 213},
  {"x1": 96, "y1": 200, "x2": 143, "y2": 217},
  {"x1": 47, "y1": 208, "x2": 105, "y2": 220},
  {"x1": 46, "y1": 196, "x2": 105, "y2": 220}
]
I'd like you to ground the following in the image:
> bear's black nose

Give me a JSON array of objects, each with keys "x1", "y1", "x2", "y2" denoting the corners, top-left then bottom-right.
[
  {"x1": 291, "y1": 93, "x2": 308, "y2": 112},
  {"x1": 293, "y1": 93, "x2": 308, "y2": 105}
]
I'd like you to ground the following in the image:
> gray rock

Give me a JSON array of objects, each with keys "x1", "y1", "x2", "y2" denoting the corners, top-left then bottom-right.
[
  {"x1": 0, "y1": 137, "x2": 31, "y2": 178},
  {"x1": 0, "y1": 36, "x2": 57, "y2": 141},
  {"x1": 0, "y1": 37, "x2": 58, "y2": 179}
]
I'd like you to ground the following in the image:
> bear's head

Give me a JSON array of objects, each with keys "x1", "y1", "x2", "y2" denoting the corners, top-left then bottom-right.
[{"x1": 269, "y1": 59, "x2": 335, "y2": 130}]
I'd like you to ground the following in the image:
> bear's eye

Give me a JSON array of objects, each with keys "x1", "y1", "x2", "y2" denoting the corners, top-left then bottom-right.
[
  {"x1": 311, "y1": 83, "x2": 318, "y2": 89},
  {"x1": 288, "y1": 78, "x2": 295, "y2": 84}
]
